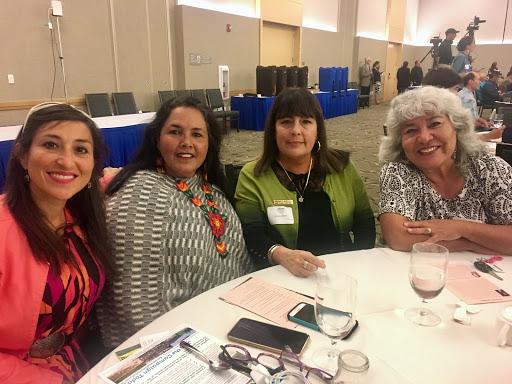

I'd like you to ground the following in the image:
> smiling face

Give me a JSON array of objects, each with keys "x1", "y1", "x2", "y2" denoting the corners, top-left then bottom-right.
[
  {"x1": 21, "y1": 120, "x2": 94, "y2": 209},
  {"x1": 157, "y1": 106, "x2": 209, "y2": 178},
  {"x1": 275, "y1": 115, "x2": 317, "y2": 165},
  {"x1": 401, "y1": 114, "x2": 457, "y2": 173}
]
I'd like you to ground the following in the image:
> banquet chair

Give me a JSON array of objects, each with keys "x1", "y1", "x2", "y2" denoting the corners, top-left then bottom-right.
[
  {"x1": 206, "y1": 88, "x2": 240, "y2": 133},
  {"x1": 190, "y1": 89, "x2": 208, "y2": 106},
  {"x1": 112, "y1": 92, "x2": 138, "y2": 115},
  {"x1": 175, "y1": 89, "x2": 192, "y2": 98},
  {"x1": 224, "y1": 163, "x2": 243, "y2": 202},
  {"x1": 496, "y1": 142, "x2": 512, "y2": 166},
  {"x1": 158, "y1": 90, "x2": 176, "y2": 105},
  {"x1": 85, "y1": 93, "x2": 113, "y2": 117}
]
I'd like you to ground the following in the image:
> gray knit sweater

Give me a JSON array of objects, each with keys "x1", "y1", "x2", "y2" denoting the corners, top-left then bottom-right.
[{"x1": 97, "y1": 170, "x2": 253, "y2": 348}]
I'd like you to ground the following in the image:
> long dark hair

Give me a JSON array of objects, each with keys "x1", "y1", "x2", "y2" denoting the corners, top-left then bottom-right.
[
  {"x1": 4, "y1": 104, "x2": 113, "y2": 275},
  {"x1": 107, "y1": 96, "x2": 227, "y2": 195},
  {"x1": 254, "y1": 87, "x2": 348, "y2": 176}
]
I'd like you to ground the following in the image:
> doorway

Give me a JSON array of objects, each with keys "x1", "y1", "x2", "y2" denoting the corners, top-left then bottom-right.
[
  {"x1": 383, "y1": 42, "x2": 402, "y2": 102},
  {"x1": 260, "y1": 21, "x2": 300, "y2": 66}
]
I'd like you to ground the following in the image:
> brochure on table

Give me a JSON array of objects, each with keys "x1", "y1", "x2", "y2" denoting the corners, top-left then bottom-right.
[{"x1": 100, "y1": 325, "x2": 251, "y2": 384}]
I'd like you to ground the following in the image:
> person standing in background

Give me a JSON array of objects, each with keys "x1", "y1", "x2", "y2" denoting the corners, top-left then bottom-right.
[
  {"x1": 359, "y1": 57, "x2": 372, "y2": 107},
  {"x1": 452, "y1": 36, "x2": 475, "y2": 75},
  {"x1": 410, "y1": 61, "x2": 424, "y2": 86},
  {"x1": 438, "y1": 28, "x2": 459, "y2": 65},
  {"x1": 372, "y1": 61, "x2": 383, "y2": 105},
  {"x1": 396, "y1": 61, "x2": 410, "y2": 94}
]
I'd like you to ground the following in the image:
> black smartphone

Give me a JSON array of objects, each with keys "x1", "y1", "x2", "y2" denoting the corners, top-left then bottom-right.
[
  {"x1": 287, "y1": 302, "x2": 320, "y2": 331},
  {"x1": 288, "y1": 302, "x2": 359, "y2": 339},
  {"x1": 227, "y1": 318, "x2": 310, "y2": 355}
]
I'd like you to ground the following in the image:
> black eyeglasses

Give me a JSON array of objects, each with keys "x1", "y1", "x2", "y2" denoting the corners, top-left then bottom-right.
[
  {"x1": 220, "y1": 344, "x2": 284, "y2": 375},
  {"x1": 219, "y1": 344, "x2": 333, "y2": 382}
]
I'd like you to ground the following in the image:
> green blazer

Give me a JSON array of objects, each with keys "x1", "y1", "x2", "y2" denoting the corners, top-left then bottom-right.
[{"x1": 235, "y1": 160, "x2": 375, "y2": 251}]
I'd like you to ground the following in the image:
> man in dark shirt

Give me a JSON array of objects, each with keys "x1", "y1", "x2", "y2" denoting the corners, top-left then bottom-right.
[
  {"x1": 480, "y1": 72, "x2": 502, "y2": 106},
  {"x1": 410, "y1": 61, "x2": 423, "y2": 86},
  {"x1": 438, "y1": 28, "x2": 459, "y2": 65},
  {"x1": 396, "y1": 61, "x2": 410, "y2": 94}
]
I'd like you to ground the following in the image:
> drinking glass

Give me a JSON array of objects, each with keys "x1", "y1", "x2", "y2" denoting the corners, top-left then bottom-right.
[
  {"x1": 314, "y1": 272, "x2": 357, "y2": 375},
  {"x1": 492, "y1": 113, "x2": 504, "y2": 129},
  {"x1": 406, "y1": 242, "x2": 448, "y2": 327}
]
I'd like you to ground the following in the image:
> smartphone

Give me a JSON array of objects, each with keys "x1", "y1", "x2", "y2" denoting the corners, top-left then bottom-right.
[
  {"x1": 288, "y1": 302, "x2": 359, "y2": 339},
  {"x1": 287, "y1": 302, "x2": 320, "y2": 331},
  {"x1": 227, "y1": 318, "x2": 310, "y2": 355}
]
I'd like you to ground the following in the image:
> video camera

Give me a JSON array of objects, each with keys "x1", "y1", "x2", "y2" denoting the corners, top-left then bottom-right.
[
  {"x1": 429, "y1": 36, "x2": 442, "y2": 46},
  {"x1": 467, "y1": 16, "x2": 486, "y2": 37}
]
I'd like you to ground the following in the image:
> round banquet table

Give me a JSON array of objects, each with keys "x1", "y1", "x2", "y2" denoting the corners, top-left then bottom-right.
[{"x1": 78, "y1": 247, "x2": 512, "y2": 384}]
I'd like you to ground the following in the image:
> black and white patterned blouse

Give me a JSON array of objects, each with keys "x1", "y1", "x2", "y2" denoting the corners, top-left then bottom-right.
[{"x1": 379, "y1": 153, "x2": 512, "y2": 224}]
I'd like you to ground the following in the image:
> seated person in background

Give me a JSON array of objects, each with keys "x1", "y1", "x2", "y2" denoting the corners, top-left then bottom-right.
[
  {"x1": 424, "y1": 67, "x2": 502, "y2": 141},
  {"x1": 480, "y1": 71, "x2": 502, "y2": 106},
  {"x1": 488, "y1": 61, "x2": 501, "y2": 78},
  {"x1": 0, "y1": 103, "x2": 113, "y2": 383},
  {"x1": 499, "y1": 71, "x2": 512, "y2": 94},
  {"x1": 459, "y1": 72, "x2": 503, "y2": 139},
  {"x1": 452, "y1": 36, "x2": 475, "y2": 75},
  {"x1": 379, "y1": 86, "x2": 512, "y2": 255},
  {"x1": 235, "y1": 88, "x2": 375, "y2": 277},
  {"x1": 423, "y1": 66, "x2": 461, "y2": 92},
  {"x1": 96, "y1": 97, "x2": 253, "y2": 349}
]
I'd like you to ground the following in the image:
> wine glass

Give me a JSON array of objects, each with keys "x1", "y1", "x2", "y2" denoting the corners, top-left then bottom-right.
[
  {"x1": 314, "y1": 272, "x2": 357, "y2": 375},
  {"x1": 491, "y1": 113, "x2": 504, "y2": 129},
  {"x1": 406, "y1": 242, "x2": 448, "y2": 327}
]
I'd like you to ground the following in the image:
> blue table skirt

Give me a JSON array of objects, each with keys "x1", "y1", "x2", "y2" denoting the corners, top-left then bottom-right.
[
  {"x1": 231, "y1": 90, "x2": 358, "y2": 131},
  {"x1": 0, "y1": 123, "x2": 147, "y2": 191}
]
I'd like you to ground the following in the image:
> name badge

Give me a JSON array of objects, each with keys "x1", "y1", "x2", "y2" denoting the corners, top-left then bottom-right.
[
  {"x1": 273, "y1": 199, "x2": 294, "y2": 205},
  {"x1": 267, "y1": 206, "x2": 294, "y2": 225}
]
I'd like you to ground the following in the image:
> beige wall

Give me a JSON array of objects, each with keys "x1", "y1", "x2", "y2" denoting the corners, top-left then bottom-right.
[
  {"x1": 179, "y1": 5, "x2": 260, "y2": 92},
  {"x1": 302, "y1": 0, "x2": 358, "y2": 85}
]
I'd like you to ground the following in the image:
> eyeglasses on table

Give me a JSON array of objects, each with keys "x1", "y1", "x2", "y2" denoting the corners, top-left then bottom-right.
[{"x1": 219, "y1": 344, "x2": 334, "y2": 383}]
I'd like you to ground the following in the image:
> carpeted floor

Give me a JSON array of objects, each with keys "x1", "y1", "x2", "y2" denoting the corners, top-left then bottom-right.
[{"x1": 220, "y1": 102, "x2": 390, "y2": 245}]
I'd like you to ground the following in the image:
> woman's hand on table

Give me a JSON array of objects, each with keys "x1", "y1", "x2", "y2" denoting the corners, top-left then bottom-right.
[
  {"x1": 403, "y1": 219, "x2": 465, "y2": 243},
  {"x1": 271, "y1": 246, "x2": 326, "y2": 277}
]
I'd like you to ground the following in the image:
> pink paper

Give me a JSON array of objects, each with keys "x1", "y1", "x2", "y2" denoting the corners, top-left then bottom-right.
[
  {"x1": 220, "y1": 277, "x2": 314, "y2": 327},
  {"x1": 446, "y1": 264, "x2": 512, "y2": 305}
]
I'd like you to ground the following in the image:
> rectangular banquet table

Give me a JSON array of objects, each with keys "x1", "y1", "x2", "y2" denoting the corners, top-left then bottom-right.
[
  {"x1": 0, "y1": 112, "x2": 155, "y2": 191},
  {"x1": 78, "y1": 247, "x2": 512, "y2": 384},
  {"x1": 231, "y1": 90, "x2": 358, "y2": 131}
]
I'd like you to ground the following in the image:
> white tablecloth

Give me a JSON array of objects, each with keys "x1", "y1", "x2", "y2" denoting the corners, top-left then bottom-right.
[{"x1": 78, "y1": 248, "x2": 512, "y2": 384}]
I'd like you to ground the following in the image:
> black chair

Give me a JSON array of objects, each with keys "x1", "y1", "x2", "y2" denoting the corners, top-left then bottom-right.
[
  {"x1": 297, "y1": 66, "x2": 308, "y2": 88},
  {"x1": 158, "y1": 90, "x2": 176, "y2": 105},
  {"x1": 224, "y1": 163, "x2": 244, "y2": 202},
  {"x1": 206, "y1": 88, "x2": 240, "y2": 133},
  {"x1": 112, "y1": 92, "x2": 138, "y2": 115},
  {"x1": 256, "y1": 65, "x2": 277, "y2": 96},
  {"x1": 84, "y1": 93, "x2": 113, "y2": 117},
  {"x1": 276, "y1": 66, "x2": 287, "y2": 95},
  {"x1": 496, "y1": 142, "x2": 512, "y2": 166},
  {"x1": 287, "y1": 66, "x2": 299, "y2": 87},
  {"x1": 175, "y1": 89, "x2": 192, "y2": 98},
  {"x1": 190, "y1": 89, "x2": 208, "y2": 106}
]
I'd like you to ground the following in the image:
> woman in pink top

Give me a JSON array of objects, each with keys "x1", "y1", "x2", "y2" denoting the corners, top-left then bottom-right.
[{"x1": 0, "y1": 103, "x2": 114, "y2": 383}]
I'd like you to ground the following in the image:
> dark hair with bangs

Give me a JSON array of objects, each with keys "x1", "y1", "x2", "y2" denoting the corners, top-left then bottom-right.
[
  {"x1": 4, "y1": 104, "x2": 114, "y2": 275},
  {"x1": 423, "y1": 67, "x2": 461, "y2": 89},
  {"x1": 107, "y1": 96, "x2": 227, "y2": 195},
  {"x1": 254, "y1": 87, "x2": 348, "y2": 176}
]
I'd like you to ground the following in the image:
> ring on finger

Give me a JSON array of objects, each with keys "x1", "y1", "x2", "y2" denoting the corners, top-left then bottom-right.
[
  {"x1": 303, "y1": 260, "x2": 309, "y2": 270},
  {"x1": 426, "y1": 227, "x2": 432, "y2": 234}
]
